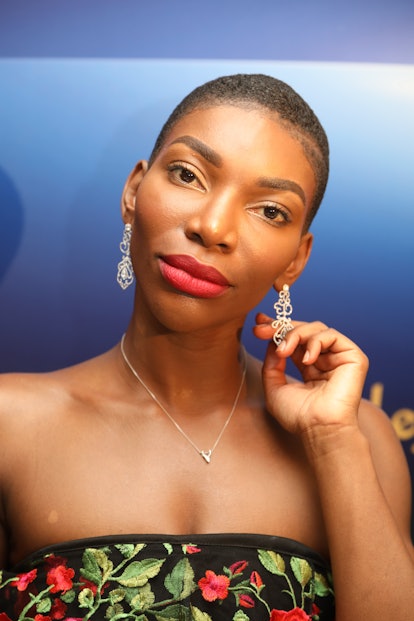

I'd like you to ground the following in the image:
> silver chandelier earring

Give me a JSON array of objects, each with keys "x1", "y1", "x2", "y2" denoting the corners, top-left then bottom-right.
[
  {"x1": 117, "y1": 224, "x2": 134, "y2": 290},
  {"x1": 272, "y1": 284, "x2": 294, "y2": 346}
]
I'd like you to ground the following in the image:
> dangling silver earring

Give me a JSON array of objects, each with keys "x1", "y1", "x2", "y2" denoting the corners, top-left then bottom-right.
[
  {"x1": 117, "y1": 224, "x2": 134, "y2": 290},
  {"x1": 272, "y1": 284, "x2": 294, "y2": 346}
]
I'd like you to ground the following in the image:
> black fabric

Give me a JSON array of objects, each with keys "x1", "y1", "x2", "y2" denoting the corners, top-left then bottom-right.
[{"x1": 1, "y1": 533, "x2": 335, "y2": 620}]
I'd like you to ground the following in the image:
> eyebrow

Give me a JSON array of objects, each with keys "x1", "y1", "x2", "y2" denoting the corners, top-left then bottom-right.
[
  {"x1": 256, "y1": 176, "x2": 306, "y2": 207},
  {"x1": 169, "y1": 135, "x2": 306, "y2": 206},
  {"x1": 170, "y1": 135, "x2": 223, "y2": 168}
]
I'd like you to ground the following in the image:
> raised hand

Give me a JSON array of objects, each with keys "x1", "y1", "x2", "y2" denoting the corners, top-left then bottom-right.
[{"x1": 253, "y1": 313, "x2": 369, "y2": 437}]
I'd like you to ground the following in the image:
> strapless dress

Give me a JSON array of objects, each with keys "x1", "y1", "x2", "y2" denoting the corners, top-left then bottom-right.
[{"x1": 0, "y1": 533, "x2": 335, "y2": 620}]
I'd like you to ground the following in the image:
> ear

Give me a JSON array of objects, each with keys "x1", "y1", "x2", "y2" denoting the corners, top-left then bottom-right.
[
  {"x1": 121, "y1": 160, "x2": 149, "y2": 223},
  {"x1": 274, "y1": 231, "x2": 313, "y2": 291}
]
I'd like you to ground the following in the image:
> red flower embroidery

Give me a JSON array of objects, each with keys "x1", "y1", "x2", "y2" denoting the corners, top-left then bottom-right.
[
  {"x1": 44, "y1": 555, "x2": 68, "y2": 570},
  {"x1": 0, "y1": 613, "x2": 13, "y2": 621},
  {"x1": 311, "y1": 603, "x2": 321, "y2": 618},
  {"x1": 34, "y1": 616, "x2": 52, "y2": 621},
  {"x1": 50, "y1": 598, "x2": 67, "y2": 620},
  {"x1": 198, "y1": 570, "x2": 230, "y2": 602},
  {"x1": 229, "y1": 560, "x2": 248, "y2": 575},
  {"x1": 250, "y1": 570, "x2": 263, "y2": 588},
  {"x1": 80, "y1": 577, "x2": 99, "y2": 595},
  {"x1": 46, "y1": 564, "x2": 75, "y2": 593},
  {"x1": 11, "y1": 569, "x2": 37, "y2": 591},
  {"x1": 184, "y1": 545, "x2": 201, "y2": 554},
  {"x1": 269, "y1": 608, "x2": 312, "y2": 621},
  {"x1": 79, "y1": 576, "x2": 108, "y2": 595},
  {"x1": 239, "y1": 594, "x2": 255, "y2": 608}
]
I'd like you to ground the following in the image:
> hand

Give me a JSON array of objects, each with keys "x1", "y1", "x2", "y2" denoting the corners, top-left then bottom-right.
[{"x1": 253, "y1": 313, "x2": 369, "y2": 437}]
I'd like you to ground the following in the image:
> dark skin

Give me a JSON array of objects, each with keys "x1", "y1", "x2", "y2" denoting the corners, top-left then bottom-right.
[{"x1": 0, "y1": 105, "x2": 413, "y2": 621}]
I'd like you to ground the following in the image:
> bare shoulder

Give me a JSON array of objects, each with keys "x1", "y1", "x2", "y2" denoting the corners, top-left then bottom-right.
[
  {"x1": 0, "y1": 347, "x2": 119, "y2": 431},
  {"x1": 358, "y1": 398, "x2": 413, "y2": 544},
  {"x1": 358, "y1": 397, "x2": 409, "y2": 471},
  {"x1": 0, "y1": 369, "x2": 66, "y2": 429}
]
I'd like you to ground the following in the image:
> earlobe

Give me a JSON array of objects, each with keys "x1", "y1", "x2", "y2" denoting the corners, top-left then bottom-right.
[
  {"x1": 121, "y1": 160, "x2": 149, "y2": 222},
  {"x1": 274, "y1": 232, "x2": 313, "y2": 291}
]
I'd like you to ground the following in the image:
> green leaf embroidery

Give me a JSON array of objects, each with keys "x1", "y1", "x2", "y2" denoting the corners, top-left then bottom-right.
[
  {"x1": 105, "y1": 602, "x2": 124, "y2": 618},
  {"x1": 290, "y1": 557, "x2": 312, "y2": 587},
  {"x1": 61, "y1": 589, "x2": 76, "y2": 603},
  {"x1": 164, "y1": 543, "x2": 173, "y2": 555},
  {"x1": 81, "y1": 548, "x2": 114, "y2": 585},
  {"x1": 109, "y1": 587, "x2": 126, "y2": 604},
  {"x1": 78, "y1": 587, "x2": 95, "y2": 608},
  {"x1": 233, "y1": 611, "x2": 250, "y2": 621},
  {"x1": 258, "y1": 549, "x2": 286, "y2": 575},
  {"x1": 130, "y1": 583, "x2": 156, "y2": 611},
  {"x1": 80, "y1": 550, "x2": 102, "y2": 585},
  {"x1": 165, "y1": 558, "x2": 195, "y2": 600},
  {"x1": 115, "y1": 543, "x2": 146, "y2": 558},
  {"x1": 191, "y1": 604, "x2": 213, "y2": 620},
  {"x1": 117, "y1": 559, "x2": 165, "y2": 588},
  {"x1": 154, "y1": 603, "x2": 191, "y2": 620},
  {"x1": 313, "y1": 571, "x2": 332, "y2": 596},
  {"x1": 36, "y1": 597, "x2": 52, "y2": 613},
  {"x1": 121, "y1": 585, "x2": 142, "y2": 605}
]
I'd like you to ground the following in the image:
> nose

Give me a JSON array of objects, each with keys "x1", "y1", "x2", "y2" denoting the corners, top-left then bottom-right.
[{"x1": 184, "y1": 190, "x2": 239, "y2": 252}]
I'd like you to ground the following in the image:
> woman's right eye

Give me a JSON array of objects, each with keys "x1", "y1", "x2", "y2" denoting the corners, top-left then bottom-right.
[
  {"x1": 178, "y1": 168, "x2": 196, "y2": 183},
  {"x1": 167, "y1": 163, "x2": 205, "y2": 190}
]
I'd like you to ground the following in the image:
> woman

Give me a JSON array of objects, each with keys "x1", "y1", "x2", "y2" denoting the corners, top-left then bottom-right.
[{"x1": 0, "y1": 74, "x2": 412, "y2": 621}]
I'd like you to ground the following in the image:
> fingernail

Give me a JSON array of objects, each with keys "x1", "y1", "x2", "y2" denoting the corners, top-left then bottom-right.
[
  {"x1": 302, "y1": 350, "x2": 310, "y2": 363},
  {"x1": 277, "y1": 340, "x2": 287, "y2": 352}
]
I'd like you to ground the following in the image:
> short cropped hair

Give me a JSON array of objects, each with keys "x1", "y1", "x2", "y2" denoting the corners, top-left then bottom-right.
[{"x1": 149, "y1": 74, "x2": 329, "y2": 228}]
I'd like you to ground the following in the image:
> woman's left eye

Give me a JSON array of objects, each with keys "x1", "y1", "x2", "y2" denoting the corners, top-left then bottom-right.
[{"x1": 256, "y1": 204, "x2": 291, "y2": 225}]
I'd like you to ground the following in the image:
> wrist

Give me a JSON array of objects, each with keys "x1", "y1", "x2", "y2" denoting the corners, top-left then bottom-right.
[{"x1": 300, "y1": 421, "x2": 369, "y2": 467}]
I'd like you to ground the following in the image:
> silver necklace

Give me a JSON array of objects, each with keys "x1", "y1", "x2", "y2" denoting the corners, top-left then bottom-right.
[{"x1": 120, "y1": 334, "x2": 247, "y2": 463}]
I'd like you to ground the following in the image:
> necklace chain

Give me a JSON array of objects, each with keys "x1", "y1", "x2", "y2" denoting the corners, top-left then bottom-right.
[{"x1": 120, "y1": 334, "x2": 247, "y2": 463}]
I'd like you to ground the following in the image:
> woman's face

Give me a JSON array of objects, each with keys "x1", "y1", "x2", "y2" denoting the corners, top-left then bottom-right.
[{"x1": 123, "y1": 105, "x2": 316, "y2": 333}]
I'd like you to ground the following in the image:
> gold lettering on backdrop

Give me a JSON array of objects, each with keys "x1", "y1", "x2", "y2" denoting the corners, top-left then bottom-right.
[
  {"x1": 369, "y1": 382, "x2": 414, "y2": 454},
  {"x1": 391, "y1": 410, "x2": 414, "y2": 454},
  {"x1": 369, "y1": 382, "x2": 384, "y2": 408}
]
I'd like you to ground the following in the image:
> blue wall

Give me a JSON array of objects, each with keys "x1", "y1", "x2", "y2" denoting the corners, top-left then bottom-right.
[{"x1": 1, "y1": 1, "x2": 413, "y2": 514}]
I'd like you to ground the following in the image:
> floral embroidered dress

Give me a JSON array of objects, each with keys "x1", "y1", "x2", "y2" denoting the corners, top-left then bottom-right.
[{"x1": 0, "y1": 533, "x2": 335, "y2": 621}]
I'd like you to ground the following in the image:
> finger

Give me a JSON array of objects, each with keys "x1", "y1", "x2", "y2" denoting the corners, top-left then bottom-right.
[
  {"x1": 262, "y1": 341, "x2": 288, "y2": 390},
  {"x1": 277, "y1": 323, "x2": 358, "y2": 362},
  {"x1": 253, "y1": 323, "x2": 276, "y2": 340},
  {"x1": 253, "y1": 312, "x2": 276, "y2": 340},
  {"x1": 255, "y1": 312, "x2": 273, "y2": 324},
  {"x1": 282, "y1": 325, "x2": 369, "y2": 397},
  {"x1": 254, "y1": 315, "x2": 305, "y2": 342}
]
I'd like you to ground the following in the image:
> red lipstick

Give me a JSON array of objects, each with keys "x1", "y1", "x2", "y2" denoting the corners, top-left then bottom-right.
[{"x1": 159, "y1": 254, "x2": 230, "y2": 298}]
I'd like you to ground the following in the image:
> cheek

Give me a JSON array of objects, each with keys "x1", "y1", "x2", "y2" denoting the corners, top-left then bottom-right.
[
  {"x1": 133, "y1": 180, "x2": 181, "y2": 239},
  {"x1": 241, "y1": 230, "x2": 300, "y2": 288}
]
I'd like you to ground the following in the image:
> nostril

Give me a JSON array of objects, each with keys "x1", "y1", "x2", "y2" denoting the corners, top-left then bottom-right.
[{"x1": 188, "y1": 231, "x2": 205, "y2": 245}]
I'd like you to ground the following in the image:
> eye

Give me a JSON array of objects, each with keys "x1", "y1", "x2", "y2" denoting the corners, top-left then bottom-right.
[
  {"x1": 167, "y1": 162, "x2": 205, "y2": 190},
  {"x1": 178, "y1": 168, "x2": 196, "y2": 184},
  {"x1": 252, "y1": 203, "x2": 291, "y2": 226}
]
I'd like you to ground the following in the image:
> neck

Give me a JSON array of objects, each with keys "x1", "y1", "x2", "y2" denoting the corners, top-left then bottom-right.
[{"x1": 120, "y1": 324, "x2": 247, "y2": 416}]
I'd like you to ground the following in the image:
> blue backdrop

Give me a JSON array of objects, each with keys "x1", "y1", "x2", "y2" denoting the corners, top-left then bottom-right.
[{"x1": 0, "y1": 1, "x2": 413, "y2": 528}]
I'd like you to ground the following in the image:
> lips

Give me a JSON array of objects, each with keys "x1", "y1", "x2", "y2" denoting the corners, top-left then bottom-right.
[{"x1": 159, "y1": 254, "x2": 231, "y2": 298}]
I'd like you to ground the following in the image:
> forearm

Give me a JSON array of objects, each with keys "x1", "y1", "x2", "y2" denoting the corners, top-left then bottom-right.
[{"x1": 303, "y1": 424, "x2": 414, "y2": 621}]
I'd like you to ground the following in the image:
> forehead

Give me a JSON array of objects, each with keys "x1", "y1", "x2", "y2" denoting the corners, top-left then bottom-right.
[{"x1": 163, "y1": 105, "x2": 308, "y2": 162}]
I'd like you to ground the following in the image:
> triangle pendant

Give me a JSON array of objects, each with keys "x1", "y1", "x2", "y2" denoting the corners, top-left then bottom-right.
[{"x1": 200, "y1": 450, "x2": 212, "y2": 463}]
